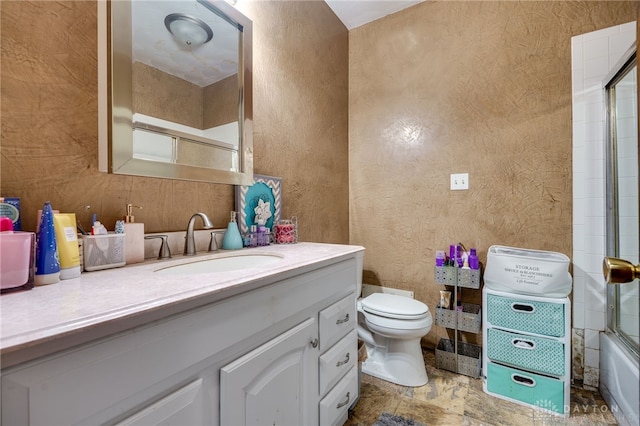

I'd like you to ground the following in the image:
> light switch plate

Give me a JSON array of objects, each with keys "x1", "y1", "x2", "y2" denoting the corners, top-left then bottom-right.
[{"x1": 450, "y1": 173, "x2": 469, "y2": 190}]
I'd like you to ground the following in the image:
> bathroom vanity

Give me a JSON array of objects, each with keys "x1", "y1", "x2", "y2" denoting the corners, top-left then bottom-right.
[{"x1": 0, "y1": 243, "x2": 364, "y2": 426}]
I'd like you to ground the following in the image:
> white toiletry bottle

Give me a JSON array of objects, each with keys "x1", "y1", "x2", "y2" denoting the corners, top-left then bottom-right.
[{"x1": 123, "y1": 204, "x2": 144, "y2": 264}]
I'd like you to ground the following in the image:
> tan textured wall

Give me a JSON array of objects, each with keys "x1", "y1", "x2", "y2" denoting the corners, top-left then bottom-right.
[
  {"x1": 133, "y1": 61, "x2": 203, "y2": 128},
  {"x1": 240, "y1": 0, "x2": 350, "y2": 239},
  {"x1": 134, "y1": 63, "x2": 237, "y2": 129},
  {"x1": 349, "y1": 1, "x2": 637, "y2": 348},
  {"x1": 203, "y1": 74, "x2": 238, "y2": 128},
  {"x1": 1, "y1": 0, "x2": 349, "y2": 244}
]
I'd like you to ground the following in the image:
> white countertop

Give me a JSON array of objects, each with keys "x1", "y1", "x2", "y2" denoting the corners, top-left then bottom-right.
[{"x1": 0, "y1": 242, "x2": 364, "y2": 368}]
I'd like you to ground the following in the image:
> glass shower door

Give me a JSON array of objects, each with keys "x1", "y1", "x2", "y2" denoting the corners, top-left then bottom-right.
[
  {"x1": 605, "y1": 50, "x2": 639, "y2": 357},
  {"x1": 602, "y1": 45, "x2": 639, "y2": 426}
]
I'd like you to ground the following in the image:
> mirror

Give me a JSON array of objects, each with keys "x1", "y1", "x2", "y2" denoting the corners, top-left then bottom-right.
[{"x1": 98, "y1": 0, "x2": 253, "y2": 185}]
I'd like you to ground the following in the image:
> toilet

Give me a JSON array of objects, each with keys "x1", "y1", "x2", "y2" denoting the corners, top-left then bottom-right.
[{"x1": 356, "y1": 287, "x2": 432, "y2": 387}]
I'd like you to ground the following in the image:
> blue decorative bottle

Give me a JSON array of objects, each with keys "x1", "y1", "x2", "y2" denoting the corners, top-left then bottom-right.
[
  {"x1": 35, "y1": 201, "x2": 60, "y2": 285},
  {"x1": 222, "y1": 211, "x2": 243, "y2": 250}
]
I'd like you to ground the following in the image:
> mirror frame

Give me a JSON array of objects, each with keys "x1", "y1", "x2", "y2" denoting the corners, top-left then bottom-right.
[{"x1": 98, "y1": 0, "x2": 253, "y2": 185}]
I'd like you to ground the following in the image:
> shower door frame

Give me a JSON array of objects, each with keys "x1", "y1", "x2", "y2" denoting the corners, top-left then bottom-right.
[
  {"x1": 602, "y1": 42, "x2": 639, "y2": 426},
  {"x1": 604, "y1": 46, "x2": 638, "y2": 359}
]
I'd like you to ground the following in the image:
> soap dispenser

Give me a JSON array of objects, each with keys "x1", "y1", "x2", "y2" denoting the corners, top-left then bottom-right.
[
  {"x1": 222, "y1": 211, "x2": 243, "y2": 250},
  {"x1": 123, "y1": 204, "x2": 144, "y2": 264}
]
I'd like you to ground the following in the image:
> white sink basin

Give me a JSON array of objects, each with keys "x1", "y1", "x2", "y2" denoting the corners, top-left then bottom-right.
[{"x1": 155, "y1": 253, "x2": 283, "y2": 275}]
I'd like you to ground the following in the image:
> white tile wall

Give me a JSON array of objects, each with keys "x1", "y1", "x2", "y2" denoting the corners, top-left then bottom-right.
[
  {"x1": 585, "y1": 347, "x2": 600, "y2": 368},
  {"x1": 571, "y1": 21, "x2": 636, "y2": 386},
  {"x1": 585, "y1": 328, "x2": 600, "y2": 350}
]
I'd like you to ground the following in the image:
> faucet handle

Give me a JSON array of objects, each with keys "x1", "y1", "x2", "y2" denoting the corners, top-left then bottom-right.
[
  {"x1": 145, "y1": 235, "x2": 172, "y2": 259},
  {"x1": 209, "y1": 231, "x2": 225, "y2": 252}
]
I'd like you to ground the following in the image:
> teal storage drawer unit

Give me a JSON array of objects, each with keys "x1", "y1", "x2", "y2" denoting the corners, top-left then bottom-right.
[
  {"x1": 486, "y1": 293, "x2": 565, "y2": 337},
  {"x1": 486, "y1": 361, "x2": 565, "y2": 415},
  {"x1": 483, "y1": 287, "x2": 570, "y2": 418},
  {"x1": 486, "y1": 328, "x2": 564, "y2": 376}
]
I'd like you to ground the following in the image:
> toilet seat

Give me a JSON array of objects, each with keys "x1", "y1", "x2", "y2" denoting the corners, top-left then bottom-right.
[
  {"x1": 361, "y1": 293, "x2": 429, "y2": 320},
  {"x1": 364, "y1": 310, "x2": 432, "y2": 331}
]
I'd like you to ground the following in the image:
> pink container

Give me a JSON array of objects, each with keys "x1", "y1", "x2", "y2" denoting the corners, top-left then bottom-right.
[
  {"x1": 1, "y1": 232, "x2": 35, "y2": 294},
  {"x1": 274, "y1": 218, "x2": 297, "y2": 244}
]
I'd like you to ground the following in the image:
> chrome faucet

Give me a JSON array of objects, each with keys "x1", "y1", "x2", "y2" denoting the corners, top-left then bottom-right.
[{"x1": 184, "y1": 212, "x2": 214, "y2": 255}]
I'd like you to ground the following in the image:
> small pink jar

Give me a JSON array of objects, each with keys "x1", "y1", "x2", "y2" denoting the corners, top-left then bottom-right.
[{"x1": 1, "y1": 231, "x2": 35, "y2": 294}]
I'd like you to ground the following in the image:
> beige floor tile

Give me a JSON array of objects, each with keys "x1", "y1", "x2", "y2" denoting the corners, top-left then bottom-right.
[
  {"x1": 562, "y1": 387, "x2": 617, "y2": 425},
  {"x1": 345, "y1": 349, "x2": 618, "y2": 426},
  {"x1": 405, "y1": 374, "x2": 468, "y2": 415},
  {"x1": 346, "y1": 380, "x2": 404, "y2": 426},
  {"x1": 395, "y1": 396, "x2": 465, "y2": 425},
  {"x1": 463, "y1": 384, "x2": 535, "y2": 425}
]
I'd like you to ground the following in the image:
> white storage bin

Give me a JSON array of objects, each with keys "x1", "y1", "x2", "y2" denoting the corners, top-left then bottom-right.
[{"x1": 484, "y1": 245, "x2": 572, "y2": 297}]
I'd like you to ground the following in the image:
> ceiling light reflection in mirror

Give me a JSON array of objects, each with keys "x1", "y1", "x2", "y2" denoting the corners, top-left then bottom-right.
[
  {"x1": 164, "y1": 13, "x2": 214, "y2": 49},
  {"x1": 132, "y1": 1, "x2": 238, "y2": 87}
]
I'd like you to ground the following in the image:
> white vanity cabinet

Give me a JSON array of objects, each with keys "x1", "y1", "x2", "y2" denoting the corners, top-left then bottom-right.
[
  {"x1": 1, "y1": 249, "x2": 362, "y2": 426},
  {"x1": 220, "y1": 293, "x2": 358, "y2": 426}
]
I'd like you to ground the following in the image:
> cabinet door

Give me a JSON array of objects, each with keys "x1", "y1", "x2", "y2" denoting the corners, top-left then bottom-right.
[
  {"x1": 114, "y1": 378, "x2": 204, "y2": 426},
  {"x1": 220, "y1": 317, "x2": 318, "y2": 426}
]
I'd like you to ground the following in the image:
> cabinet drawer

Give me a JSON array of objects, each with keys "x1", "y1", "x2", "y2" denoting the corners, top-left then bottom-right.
[
  {"x1": 487, "y1": 328, "x2": 565, "y2": 376},
  {"x1": 319, "y1": 293, "x2": 355, "y2": 351},
  {"x1": 319, "y1": 330, "x2": 357, "y2": 395},
  {"x1": 485, "y1": 361, "x2": 565, "y2": 415},
  {"x1": 319, "y1": 367, "x2": 358, "y2": 426},
  {"x1": 486, "y1": 293, "x2": 565, "y2": 337}
]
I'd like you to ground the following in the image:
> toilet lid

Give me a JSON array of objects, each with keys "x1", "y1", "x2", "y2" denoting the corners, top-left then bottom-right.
[{"x1": 361, "y1": 293, "x2": 429, "y2": 320}]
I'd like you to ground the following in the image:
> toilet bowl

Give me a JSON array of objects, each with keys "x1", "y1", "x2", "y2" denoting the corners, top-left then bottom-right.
[{"x1": 357, "y1": 292, "x2": 432, "y2": 387}]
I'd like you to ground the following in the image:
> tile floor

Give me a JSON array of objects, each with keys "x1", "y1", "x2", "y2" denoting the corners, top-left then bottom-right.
[{"x1": 344, "y1": 349, "x2": 617, "y2": 426}]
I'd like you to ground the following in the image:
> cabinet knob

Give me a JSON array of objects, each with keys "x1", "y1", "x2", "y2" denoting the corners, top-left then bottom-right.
[{"x1": 310, "y1": 338, "x2": 319, "y2": 348}]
